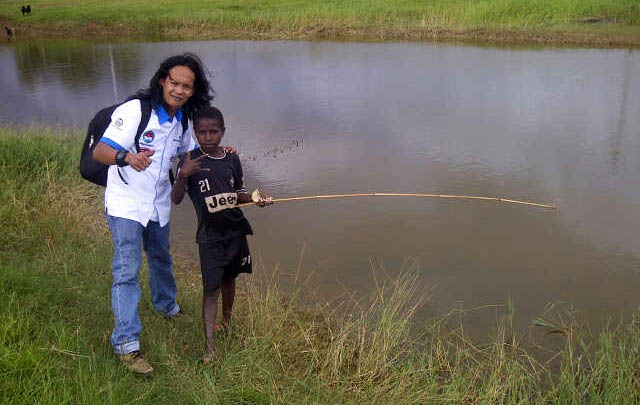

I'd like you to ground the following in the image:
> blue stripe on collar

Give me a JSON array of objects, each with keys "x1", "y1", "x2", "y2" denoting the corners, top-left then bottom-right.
[{"x1": 156, "y1": 104, "x2": 183, "y2": 124}]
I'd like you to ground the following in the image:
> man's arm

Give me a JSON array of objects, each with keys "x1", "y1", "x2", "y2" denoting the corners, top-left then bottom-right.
[
  {"x1": 93, "y1": 142, "x2": 154, "y2": 172},
  {"x1": 93, "y1": 100, "x2": 154, "y2": 172}
]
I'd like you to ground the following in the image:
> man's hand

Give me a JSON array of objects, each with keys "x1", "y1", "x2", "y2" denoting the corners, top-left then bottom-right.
[
  {"x1": 178, "y1": 152, "x2": 209, "y2": 179},
  {"x1": 126, "y1": 149, "x2": 155, "y2": 172},
  {"x1": 222, "y1": 146, "x2": 238, "y2": 155}
]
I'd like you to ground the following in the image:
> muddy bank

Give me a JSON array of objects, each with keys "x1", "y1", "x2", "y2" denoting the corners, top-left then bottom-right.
[{"x1": 5, "y1": 21, "x2": 640, "y2": 48}]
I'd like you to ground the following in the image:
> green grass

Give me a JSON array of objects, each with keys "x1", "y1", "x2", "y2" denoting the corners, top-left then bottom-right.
[
  {"x1": 2, "y1": 125, "x2": 640, "y2": 403},
  {"x1": 2, "y1": 0, "x2": 640, "y2": 45}
]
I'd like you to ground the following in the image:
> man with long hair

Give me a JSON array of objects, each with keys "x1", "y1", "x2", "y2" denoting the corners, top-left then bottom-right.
[{"x1": 93, "y1": 53, "x2": 214, "y2": 375}]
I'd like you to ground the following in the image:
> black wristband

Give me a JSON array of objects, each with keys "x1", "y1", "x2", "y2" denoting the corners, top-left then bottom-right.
[{"x1": 115, "y1": 150, "x2": 129, "y2": 167}]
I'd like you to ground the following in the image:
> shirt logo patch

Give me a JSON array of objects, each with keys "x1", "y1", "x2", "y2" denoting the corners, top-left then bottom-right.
[
  {"x1": 111, "y1": 117, "x2": 124, "y2": 131},
  {"x1": 205, "y1": 193, "x2": 238, "y2": 213},
  {"x1": 141, "y1": 131, "x2": 155, "y2": 144}
]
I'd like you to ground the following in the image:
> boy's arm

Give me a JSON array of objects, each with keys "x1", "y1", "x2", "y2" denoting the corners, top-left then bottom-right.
[
  {"x1": 171, "y1": 171, "x2": 188, "y2": 205},
  {"x1": 171, "y1": 152, "x2": 208, "y2": 204},
  {"x1": 237, "y1": 189, "x2": 273, "y2": 206},
  {"x1": 233, "y1": 155, "x2": 250, "y2": 204},
  {"x1": 233, "y1": 155, "x2": 272, "y2": 206},
  {"x1": 237, "y1": 192, "x2": 252, "y2": 204}
]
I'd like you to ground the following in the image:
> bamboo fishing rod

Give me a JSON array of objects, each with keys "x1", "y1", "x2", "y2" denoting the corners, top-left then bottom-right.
[{"x1": 239, "y1": 192, "x2": 557, "y2": 210}]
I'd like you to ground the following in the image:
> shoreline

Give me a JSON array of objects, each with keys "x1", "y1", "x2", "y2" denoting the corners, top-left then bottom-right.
[
  {"x1": 4, "y1": 21, "x2": 640, "y2": 48},
  {"x1": 3, "y1": 126, "x2": 640, "y2": 402},
  {"x1": 3, "y1": 0, "x2": 639, "y2": 48}
]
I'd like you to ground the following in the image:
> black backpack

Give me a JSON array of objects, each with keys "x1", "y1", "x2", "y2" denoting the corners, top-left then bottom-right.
[{"x1": 79, "y1": 98, "x2": 188, "y2": 186}]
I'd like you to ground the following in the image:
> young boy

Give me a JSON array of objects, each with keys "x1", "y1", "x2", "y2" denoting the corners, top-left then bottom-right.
[{"x1": 171, "y1": 105, "x2": 271, "y2": 363}]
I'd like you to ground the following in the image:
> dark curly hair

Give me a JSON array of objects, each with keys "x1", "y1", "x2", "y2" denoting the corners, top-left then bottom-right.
[
  {"x1": 194, "y1": 105, "x2": 225, "y2": 131},
  {"x1": 134, "y1": 53, "x2": 214, "y2": 120}
]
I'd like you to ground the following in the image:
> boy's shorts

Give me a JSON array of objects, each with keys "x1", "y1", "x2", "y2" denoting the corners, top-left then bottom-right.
[{"x1": 198, "y1": 234, "x2": 252, "y2": 292}]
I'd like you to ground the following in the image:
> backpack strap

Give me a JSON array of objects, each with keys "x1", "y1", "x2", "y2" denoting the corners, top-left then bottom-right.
[
  {"x1": 134, "y1": 99, "x2": 153, "y2": 153},
  {"x1": 168, "y1": 110, "x2": 190, "y2": 186},
  {"x1": 116, "y1": 98, "x2": 151, "y2": 185},
  {"x1": 181, "y1": 111, "x2": 189, "y2": 134}
]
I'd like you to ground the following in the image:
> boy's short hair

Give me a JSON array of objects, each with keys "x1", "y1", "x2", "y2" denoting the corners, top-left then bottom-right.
[{"x1": 194, "y1": 105, "x2": 225, "y2": 130}]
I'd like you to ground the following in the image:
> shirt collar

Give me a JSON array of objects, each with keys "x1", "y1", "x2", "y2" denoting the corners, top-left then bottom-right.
[{"x1": 156, "y1": 103, "x2": 183, "y2": 125}]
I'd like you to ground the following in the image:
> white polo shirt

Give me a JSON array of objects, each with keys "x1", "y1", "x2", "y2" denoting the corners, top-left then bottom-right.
[{"x1": 100, "y1": 99, "x2": 196, "y2": 227}]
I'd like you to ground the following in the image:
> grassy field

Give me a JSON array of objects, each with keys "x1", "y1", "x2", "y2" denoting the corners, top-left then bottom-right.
[
  {"x1": 3, "y1": 125, "x2": 640, "y2": 403},
  {"x1": 2, "y1": 0, "x2": 640, "y2": 46}
]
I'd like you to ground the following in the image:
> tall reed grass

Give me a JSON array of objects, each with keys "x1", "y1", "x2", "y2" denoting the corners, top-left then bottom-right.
[{"x1": 2, "y1": 125, "x2": 640, "y2": 403}]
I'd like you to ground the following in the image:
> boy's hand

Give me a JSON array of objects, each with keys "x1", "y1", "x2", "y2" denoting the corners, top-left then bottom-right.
[
  {"x1": 179, "y1": 152, "x2": 209, "y2": 179},
  {"x1": 257, "y1": 197, "x2": 273, "y2": 207},
  {"x1": 251, "y1": 188, "x2": 273, "y2": 207}
]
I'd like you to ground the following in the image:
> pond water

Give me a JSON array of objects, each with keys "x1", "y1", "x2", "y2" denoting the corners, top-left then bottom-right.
[{"x1": 2, "y1": 40, "x2": 639, "y2": 337}]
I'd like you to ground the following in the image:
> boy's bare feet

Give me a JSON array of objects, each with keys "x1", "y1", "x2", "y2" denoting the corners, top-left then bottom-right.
[
  {"x1": 200, "y1": 351, "x2": 215, "y2": 365},
  {"x1": 214, "y1": 322, "x2": 230, "y2": 333}
]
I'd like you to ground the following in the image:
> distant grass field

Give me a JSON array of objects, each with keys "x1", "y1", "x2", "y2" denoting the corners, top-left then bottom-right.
[
  {"x1": 2, "y1": 125, "x2": 640, "y2": 403},
  {"x1": 2, "y1": 0, "x2": 640, "y2": 46}
]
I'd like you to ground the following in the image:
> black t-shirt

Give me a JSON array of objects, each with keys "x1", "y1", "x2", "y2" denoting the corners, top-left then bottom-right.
[{"x1": 181, "y1": 149, "x2": 253, "y2": 243}]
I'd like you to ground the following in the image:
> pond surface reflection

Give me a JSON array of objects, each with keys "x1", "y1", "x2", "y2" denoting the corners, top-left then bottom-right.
[{"x1": 3, "y1": 40, "x2": 639, "y2": 336}]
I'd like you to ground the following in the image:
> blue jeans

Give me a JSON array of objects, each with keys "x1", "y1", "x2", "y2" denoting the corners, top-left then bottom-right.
[{"x1": 107, "y1": 215, "x2": 180, "y2": 355}]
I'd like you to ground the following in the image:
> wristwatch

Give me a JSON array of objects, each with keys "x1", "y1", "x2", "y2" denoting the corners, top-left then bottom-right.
[{"x1": 115, "y1": 150, "x2": 129, "y2": 167}]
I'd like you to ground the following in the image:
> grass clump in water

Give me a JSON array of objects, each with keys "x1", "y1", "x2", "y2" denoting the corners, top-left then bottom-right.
[{"x1": 2, "y1": 124, "x2": 640, "y2": 402}]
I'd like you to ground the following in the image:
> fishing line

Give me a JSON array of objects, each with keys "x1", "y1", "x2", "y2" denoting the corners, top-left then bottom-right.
[{"x1": 239, "y1": 192, "x2": 556, "y2": 210}]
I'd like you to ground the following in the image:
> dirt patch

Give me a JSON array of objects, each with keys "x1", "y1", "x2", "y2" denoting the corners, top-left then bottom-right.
[{"x1": 4, "y1": 21, "x2": 640, "y2": 48}]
